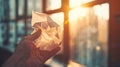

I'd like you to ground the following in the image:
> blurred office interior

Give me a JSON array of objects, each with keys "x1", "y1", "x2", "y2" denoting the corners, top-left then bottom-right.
[{"x1": 0, "y1": 0, "x2": 120, "y2": 67}]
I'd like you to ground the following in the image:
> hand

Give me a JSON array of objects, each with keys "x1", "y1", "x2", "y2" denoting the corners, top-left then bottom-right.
[{"x1": 3, "y1": 29, "x2": 61, "y2": 67}]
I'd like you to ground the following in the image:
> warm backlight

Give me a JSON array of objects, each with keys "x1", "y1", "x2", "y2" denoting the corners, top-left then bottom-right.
[
  {"x1": 70, "y1": 0, "x2": 94, "y2": 8},
  {"x1": 69, "y1": 7, "x2": 89, "y2": 21}
]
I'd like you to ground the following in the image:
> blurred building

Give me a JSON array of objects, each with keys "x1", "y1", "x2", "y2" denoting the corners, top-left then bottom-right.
[{"x1": 0, "y1": 0, "x2": 120, "y2": 67}]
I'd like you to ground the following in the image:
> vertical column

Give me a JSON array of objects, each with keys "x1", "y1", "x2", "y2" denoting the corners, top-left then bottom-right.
[
  {"x1": 24, "y1": 0, "x2": 28, "y2": 35},
  {"x1": 62, "y1": 0, "x2": 70, "y2": 67},
  {"x1": 109, "y1": 0, "x2": 120, "y2": 67},
  {"x1": 42, "y1": 0, "x2": 46, "y2": 13}
]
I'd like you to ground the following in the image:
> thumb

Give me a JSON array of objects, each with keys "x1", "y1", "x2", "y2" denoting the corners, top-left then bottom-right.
[
  {"x1": 29, "y1": 29, "x2": 41, "y2": 41},
  {"x1": 47, "y1": 47, "x2": 61, "y2": 59}
]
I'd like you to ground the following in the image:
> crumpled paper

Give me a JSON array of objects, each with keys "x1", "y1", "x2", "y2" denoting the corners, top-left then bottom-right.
[{"x1": 31, "y1": 11, "x2": 61, "y2": 51}]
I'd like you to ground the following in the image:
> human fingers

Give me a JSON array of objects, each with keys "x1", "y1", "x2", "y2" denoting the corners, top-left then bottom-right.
[
  {"x1": 37, "y1": 46, "x2": 60, "y2": 63},
  {"x1": 44, "y1": 46, "x2": 61, "y2": 61},
  {"x1": 28, "y1": 29, "x2": 41, "y2": 41},
  {"x1": 49, "y1": 47, "x2": 61, "y2": 57},
  {"x1": 38, "y1": 42, "x2": 61, "y2": 57}
]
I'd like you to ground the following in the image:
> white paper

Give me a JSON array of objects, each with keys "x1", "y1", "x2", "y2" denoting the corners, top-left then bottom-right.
[{"x1": 31, "y1": 11, "x2": 61, "y2": 51}]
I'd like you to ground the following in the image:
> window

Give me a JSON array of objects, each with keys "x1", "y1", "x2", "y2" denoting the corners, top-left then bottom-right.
[
  {"x1": 44, "y1": 0, "x2": 109, "y2": 67},
  {"x1": 46, "y1": 0, "x2": 61, "y2": 11},
  {"x1": 0, "y1": 0, "x2": 42, "y2": 52},
  {"x1": 69, "y1": 2, "x2": 109, "y2": 67}
]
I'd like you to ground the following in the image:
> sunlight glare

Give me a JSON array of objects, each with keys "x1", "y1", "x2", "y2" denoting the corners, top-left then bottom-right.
[
  {"x1": 70, "y1": 0, "x2": 94, "y2": 8},
  {"x1": 93, "y1": 3, "x2": 109, "y2": 20},
  {"x1": 69, "y1": 7, "x2": 89, "y2": 21},
  {"x1": 46, "y1": 0, "x2": 61, "y2": 10}
]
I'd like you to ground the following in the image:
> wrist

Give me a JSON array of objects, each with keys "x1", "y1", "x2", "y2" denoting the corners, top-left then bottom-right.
[{"x1": 2, "y1": 53, "x2": 27, "y2": 67}]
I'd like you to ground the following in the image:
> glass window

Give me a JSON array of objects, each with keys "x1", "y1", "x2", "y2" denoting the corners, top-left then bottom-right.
[
  {"x1": 9, "y1": 0, "x2": 15, "y2": 19},
  {"x1": 8, "y1": 22, "x2": 16, "y2": 52},
  {"x1": 18, "y1": 0, "x2": 24, "y2": 16},
  {"x1": 69, "y1": 3, "x2": 109, "y2": 67},
  {"x1": 0, "y1": 1, "x2": 4, "y2": 20},
  {"x1": 17, "y1": 20, "x2": 25, "y2": 43},
  {"x1": 69, "y1": 0, "x2": 94, "y2": 8},
  {"x1": 0, "y1": 22, "x2": 9, "y2": 46},
  {"x1": 27, "y1": 0, "x2": 34, "y2": 15},
  {"x1": 46, "y1": 0, "x2": 61, "y2": 11},
  {"x1": 26, "y1": 19, "x2": 33, "y2": 34},
  {"x1": 34, "y1": 0, "x2": 42, "y2": 12},
  {"x1": 9, "y1": 22, "x2": 16, "y2": 46},
  {"x1": 28, "y1": 0, "x2": 42, "y2": 15},
  {"x1": 0, "y1": 23, "x2": 3, "y2": 46},
  {"x1": 0, "y1": 23, "x2": 7, "y2": 41}
]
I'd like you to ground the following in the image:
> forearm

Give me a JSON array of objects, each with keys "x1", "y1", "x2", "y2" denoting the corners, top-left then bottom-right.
[{"x1": 2, "y1": 53, "x2": 26, "y2": 67}]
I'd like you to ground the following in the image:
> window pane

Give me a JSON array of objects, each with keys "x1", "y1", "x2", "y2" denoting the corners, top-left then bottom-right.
[
  {"x1": 28, "y1": 0, "x2": 42, "y2": 15},
  {"x1": 34, "y1": 0, "x2": 42, "y2": 12},
  {"x1": 9, "y1": 0, "x2": 15, "y2": 20},
  {"x1": 9, "y1": 22, "x2": 15, "y2": 45},
  {"x1": 0, "y1": 23, "x2": 4, "y2": 46},
  {"x1": 0, "y1": 0, "x2": 9, "y2": 20},
  {"x1": 70, "y1": 0, "x2": 94, "y2": 8},
  {"x1": 0, "y1": 22, "x2": 10, "y2": 46},
  {"x1": 9, "y1": 22, "x2": 16, "y2": 52},
  {"x1": 18, "y1": 0, "x2": 24, "y2": 16},
  {"x1": 27, "y1": 0, "x2": 34, "y2": 15},
  {"x1": 17, "y1": 20, "x2": 25, "y2": 43},
  {"x1": 46, "y1": 0, "x2": 61, "y2": 11},
  {"x1": 27, "y1": 19, "x2": 33, "y2": 34},
  {"x1": 69, "y1": 3, "x2": 109, "y2": 67}
]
